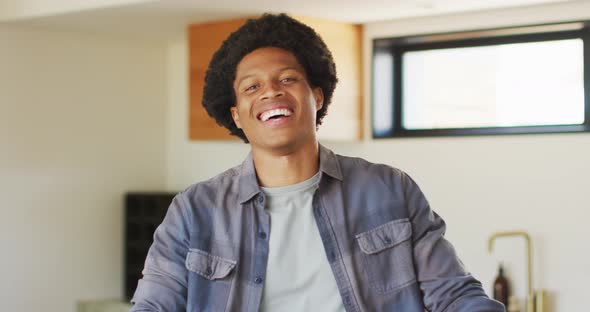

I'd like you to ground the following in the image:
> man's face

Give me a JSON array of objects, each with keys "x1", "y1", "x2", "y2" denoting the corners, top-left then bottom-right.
[{"x1": 231, "y1": 47, "x2": 324, "y2": 153}]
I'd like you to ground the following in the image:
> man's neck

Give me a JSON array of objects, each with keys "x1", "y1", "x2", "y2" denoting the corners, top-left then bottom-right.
[{"x1": 251, "y1": 141, "x2": 320, "y2": 188}]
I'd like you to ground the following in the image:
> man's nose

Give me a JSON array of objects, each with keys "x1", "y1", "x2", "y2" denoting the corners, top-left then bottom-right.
[{"x1": 260, "y1": 81, "x2": 284, "y2": 100}]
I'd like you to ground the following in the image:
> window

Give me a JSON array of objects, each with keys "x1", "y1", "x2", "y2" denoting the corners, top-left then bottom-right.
[{"x1": 372, "y1": 22, "x2": 590, "y2": 138}]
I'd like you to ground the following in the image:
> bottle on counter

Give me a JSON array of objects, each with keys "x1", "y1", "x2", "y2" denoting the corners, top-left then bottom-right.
[{"x1": 493, "y1": 264, "x2": 510, "y2": 306}]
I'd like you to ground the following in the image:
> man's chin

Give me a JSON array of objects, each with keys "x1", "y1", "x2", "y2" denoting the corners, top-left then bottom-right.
[{"x1": 253, "y1": 136, "x2": 316, "y2": 155}]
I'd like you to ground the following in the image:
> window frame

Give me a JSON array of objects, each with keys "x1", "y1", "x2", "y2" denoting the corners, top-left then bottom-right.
[{"x1": 372, "y1": 21, "x2": 590, "y2": 138}]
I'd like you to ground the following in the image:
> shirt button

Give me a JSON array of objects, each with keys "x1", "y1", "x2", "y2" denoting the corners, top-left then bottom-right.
[
  {"x1": 205, "y1": 267, "x2": 212, "y2": 275},
  {"x1": 384, "y1": 236, "x2": 392, "y2": 244},
  {"x1": 258, "y1": 231, "x2": 267, "y2": 239},
  {"x1": 254, "y1": 277, "x2": 263, "y2": 284},
  {"x1": 258, "y1": 196, "x2": 264, "y2": 204}
]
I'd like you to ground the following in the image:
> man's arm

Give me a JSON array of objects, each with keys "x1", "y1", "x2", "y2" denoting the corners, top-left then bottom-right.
[
  {"x1": 401, "y1": 172, "x2": 505, "y2": 312},
  {"x1": 130, "y1": 193, "x2": 190, "y2": 312}
]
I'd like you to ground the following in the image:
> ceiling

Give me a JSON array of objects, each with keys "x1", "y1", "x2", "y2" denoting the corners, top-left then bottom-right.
[{"x1": 0, "y1": 0, "x2": 575, "y2": 38}]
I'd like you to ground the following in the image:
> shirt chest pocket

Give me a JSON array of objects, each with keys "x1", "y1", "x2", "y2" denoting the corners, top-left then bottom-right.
[
  {"x1": 185, "y1": 248, "x2": 237, "y2": 312},
  {"x1": 185, "y1": 248, "x2": 236, "y2": 280},
  {"x1": 355, "y1": 218, "x2": 416, "y2": 294}
]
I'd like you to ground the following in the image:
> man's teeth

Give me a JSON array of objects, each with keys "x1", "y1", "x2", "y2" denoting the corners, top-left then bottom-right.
[{"x1": 260, "y1": 108, "x2": 292, "y2": 122}]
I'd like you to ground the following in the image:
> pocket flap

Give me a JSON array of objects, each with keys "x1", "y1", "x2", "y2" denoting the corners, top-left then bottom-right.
[
  {"x1": 185, "y1": 248, "x2": 237, "y2": 280},
  {"x1": 355, "y1": 219, "x2": 412, "y2": 254}
]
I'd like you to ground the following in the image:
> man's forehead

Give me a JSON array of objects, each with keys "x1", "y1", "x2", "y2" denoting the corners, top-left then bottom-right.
[
  {"x1": 238, "y1": 48, "x2": 299, "y2": 67},
  {"x1": 234, "y1": 48, "x2": 305, "y2": 80}
]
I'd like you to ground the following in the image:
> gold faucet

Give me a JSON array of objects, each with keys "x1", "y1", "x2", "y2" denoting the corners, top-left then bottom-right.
[{"x1": 488, "y1": 231, "x2": 535, "y2": 312}]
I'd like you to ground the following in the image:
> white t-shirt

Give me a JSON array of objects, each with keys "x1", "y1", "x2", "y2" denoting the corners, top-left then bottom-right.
[{"x1": 259, "y1": 171, "x2": 345, "y2": 312}]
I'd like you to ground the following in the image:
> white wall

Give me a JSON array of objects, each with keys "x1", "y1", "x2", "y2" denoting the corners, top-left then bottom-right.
[
  {"x1": 0, "y1": 27, "x2": 168, "y2": 312},
  {"x1": 165, "y1": 1, "x2": 590, "y2": 311},
  {"x1": 0, "y1": 0, "x2": 150, "y2": 21}
]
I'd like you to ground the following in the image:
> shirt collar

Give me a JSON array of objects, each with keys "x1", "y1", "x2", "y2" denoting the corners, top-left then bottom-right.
[
  {"x1": 237, "y1": 143, "x2": 343, "y2": 204},
  {"x1": 238, "y1": 152, "x2": 260, "y2": 204},
  {"x1": 318, "y1": 143, "x2": 343, "y2": 181}
]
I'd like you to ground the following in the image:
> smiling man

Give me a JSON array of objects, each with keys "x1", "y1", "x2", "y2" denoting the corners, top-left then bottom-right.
[{"x1": 130, "y1": 14, "x2": 505, "y2": 312}]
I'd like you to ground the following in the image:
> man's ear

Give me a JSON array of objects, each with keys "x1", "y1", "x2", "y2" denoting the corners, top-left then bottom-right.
[
  {"x1": 230, "y1": 106, "x2": 242, "y2": 129},
  {"x1": 313, "y1": 87, "x2": 324, "y2": 111}
]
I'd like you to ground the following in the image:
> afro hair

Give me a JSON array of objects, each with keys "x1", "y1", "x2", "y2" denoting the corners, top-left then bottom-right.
[{"x1": 202, "y1": 13, "x2": 338, "y2": 143}]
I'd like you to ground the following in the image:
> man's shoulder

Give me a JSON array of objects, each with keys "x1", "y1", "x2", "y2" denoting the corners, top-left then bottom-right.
[
  {"x1": 334, "y1": 152, "x2": 405, "y2": 179},
  {"x1": 331, "y1": 151, "x2": 423, "y2": 200},
  {"x1": 180, "y1": 163, "x2": 242, "y2": 199}
]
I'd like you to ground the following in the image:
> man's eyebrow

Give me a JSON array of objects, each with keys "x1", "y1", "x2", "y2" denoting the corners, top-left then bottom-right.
[
  {"x1": 278, "y1": 66, "x2": 300, "y2": 73},
  {"x1": 235, "y1": 74, "x2": 255, "y2": 89}
]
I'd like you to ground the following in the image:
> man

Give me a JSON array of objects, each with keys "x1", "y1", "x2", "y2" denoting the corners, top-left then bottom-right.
[{"x1": 130, "y1": 14, "x2": 505, "y2": 312}]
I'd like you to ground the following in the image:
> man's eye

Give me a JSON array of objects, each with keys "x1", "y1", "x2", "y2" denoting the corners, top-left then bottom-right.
[
  {"x1": 280, "y1": 77, "x2": 296, "y2": 83},
  {"x1": 245, "y1": 85, "x2": 258, "y2": 92}
]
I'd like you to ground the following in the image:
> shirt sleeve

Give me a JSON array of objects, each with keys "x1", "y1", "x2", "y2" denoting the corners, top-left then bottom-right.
[
  {"x1": 129, "y1": 193, "x2": 191, "y2": 312},
  {"x1": 401, "y1": 172, "x2": 506, "y2": 312}
]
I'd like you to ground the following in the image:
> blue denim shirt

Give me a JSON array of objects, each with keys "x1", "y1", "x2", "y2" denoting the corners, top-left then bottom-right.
[{"x1": 130, "y1": 144, "x2": 505, "y2": 312}]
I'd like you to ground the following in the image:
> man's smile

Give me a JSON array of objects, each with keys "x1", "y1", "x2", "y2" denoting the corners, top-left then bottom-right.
[
  {"x1": 259, "y1": 108, "x2": 293, "y2": 122},
  {"x1": 255, "y1": 102, "x2": 295, "y2": 127}
]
